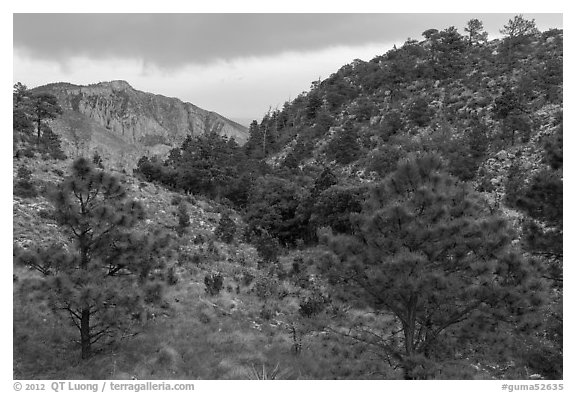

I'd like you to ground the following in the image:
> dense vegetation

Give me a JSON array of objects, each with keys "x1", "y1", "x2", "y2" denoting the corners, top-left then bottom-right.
[{"x1": 14, "y1": 15, "x2": 562, "y2": 380}]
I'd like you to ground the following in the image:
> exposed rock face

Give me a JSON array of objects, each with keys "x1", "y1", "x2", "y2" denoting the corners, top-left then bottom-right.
[{"x1": 33, "y1": 80, "x2": 249, "y2": 147}]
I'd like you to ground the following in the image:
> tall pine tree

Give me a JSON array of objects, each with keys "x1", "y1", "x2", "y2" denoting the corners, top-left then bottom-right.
[
  {"x1": 323, "y1": 154, "x2": 544, "y2": 378},
  {"x1": 16, "y1": 158, "x2": 170, "y2": 359}
]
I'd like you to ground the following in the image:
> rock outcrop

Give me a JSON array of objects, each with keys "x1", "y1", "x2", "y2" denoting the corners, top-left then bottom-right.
[
  {"x1": 33, "y1": 80, "x2": 246, "y2": 153},
  {"x1": 31, "y1": 80, "x2": 249, "y2": 170}
]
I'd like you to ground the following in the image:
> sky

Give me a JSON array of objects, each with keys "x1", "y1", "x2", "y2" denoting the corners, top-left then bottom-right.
[{"x1": 13, "y1": 13, "x2": 563, "y2": 124}]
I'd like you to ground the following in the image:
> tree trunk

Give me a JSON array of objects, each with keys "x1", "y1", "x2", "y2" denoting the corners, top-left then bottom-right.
[
  {"x1": 37, "y1": 118, "x2": 41, "y2": 142},
  {"x1": 80, "y1": 308, "x2": 91, "y2": 359},
  {"x1": 402, "y1": 295, "x2": 418, "y2": 379},
  {"x1": 403, "y1": 295, "x2": 417, "y2": 357}
]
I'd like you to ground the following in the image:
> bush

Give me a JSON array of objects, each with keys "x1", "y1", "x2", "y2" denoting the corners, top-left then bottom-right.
[
  {"x1": 254, "y1": 234, "x2": 281, "y2": 265},
  {"x1": 37, "y1": 209, "x2": 54, "y2": 220},
  {"x1": 92, "y1": 152, "x2": 104, "y2": 169},
  {"x1": 259, "y1": 304, "x2": 275, "y2": 320},
  {"x1": 170, "y1": 195, "x2": 182, "y2": 206},
  {"x1": 408, "y1": 97, "x2": 433, "y2": 127},
  {"x1": 167, "y1": 266, "x2": 178, "y2": 286},
  {"x1": 193, "y1": 234, "x2": 205, "y2": 245},
  {"x1": 503, "y1": 113, "x2": 532, "y2": 144},
  {"x1": 191, "y1": 253, "x2": 203, "y2": 265},
  {"x1": 21, "y1": 148, "x2": 36, "y2": 158},
  {"x1": 176, "y1": 204, "x2": 190, "y2": 236},
  {"x1": 14, "y1": 166, "x2": 37, "y2": 198},
  {"x1": 299, "y1": 292, "x2": 328, "y2": 318},
  {"x1": 253, "y1": 276, "x2": 278, "y2": 300},
  {"x1": 204, "y1": 273, "x2": 224, "y2": 296},
  {"x1": 241, "y1": 270, "x2": 255, "y2": 287},
  {"x1": 144, "y1": 282, "x2": 165, "y2": 304},
  {"x1": 366, "y1": 146, "x2": 402, "y2": 177},
  {"x1": 380, "y1": 110, "x2": 405, "y2": 140},
  {"x1": 214, "y1": 213, "x2": 236, "y2": 243},
  {"x1": 39, "y1": 126, "x2": 67, "y2": 160},
  {"x1": 325, "y1": 125, "x2": 361, "y2": 165}
]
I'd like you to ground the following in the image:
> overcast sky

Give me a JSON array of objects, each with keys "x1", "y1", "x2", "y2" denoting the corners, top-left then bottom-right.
[{"x1": 13, "y1": 13, "x2": 562, "y2": 124}]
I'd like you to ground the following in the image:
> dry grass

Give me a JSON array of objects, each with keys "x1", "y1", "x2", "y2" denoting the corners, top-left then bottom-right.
[{"x1": 13, "y1": 156, "x2": 395, "y2": 380}]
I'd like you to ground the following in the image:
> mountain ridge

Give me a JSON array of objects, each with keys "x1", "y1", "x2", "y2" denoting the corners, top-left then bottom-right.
[{"x1": 31, "y1": 80, "x2": 249, "y2": 169}]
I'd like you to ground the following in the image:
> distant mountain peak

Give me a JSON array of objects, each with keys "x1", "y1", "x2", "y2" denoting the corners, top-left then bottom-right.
[
  {"x1": 97, "y1": 80, "x2": 133, "y2": 91},
  {"x1": 30, "y1": 80, "x2": 249, "y2": 169}
]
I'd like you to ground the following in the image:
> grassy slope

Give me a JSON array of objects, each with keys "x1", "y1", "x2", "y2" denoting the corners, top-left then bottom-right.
[{"x1": 13, "y1": 156, "x2": 393, "y2": 380}]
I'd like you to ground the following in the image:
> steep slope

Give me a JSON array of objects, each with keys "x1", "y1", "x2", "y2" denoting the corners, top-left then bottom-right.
[
  {"x1": 249, "y1": 28, "x2": 563, "y2": 197},
  {"x1": 31, "y1": 80, "x2": 248, "y2": 168}
]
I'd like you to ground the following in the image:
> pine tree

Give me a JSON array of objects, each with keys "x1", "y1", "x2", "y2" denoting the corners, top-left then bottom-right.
[
  {"x1": 39, "y1": 125, "x2": 67, "y2": 160},
  {"x1": 29, "y1": 92, "x2": 63, "y2": 141},
  {"x1": 325, "y1": 124, "x2": 361, "y2": 165},
  {"x1": 322, "y1": 154, "x2": 544, "y2": 378},
  {"x1": 13, "y1": 83, "x2": 33, "y2": 136},
  {"x1": 15, "y1": 158, "x2": 170, "y2": 359},
  {"x1": 464, "y1": 19, "x2": 488, "y2": 46},
  {"x1": 500, "y1": 15, "x2": 539, "y2": 38}
]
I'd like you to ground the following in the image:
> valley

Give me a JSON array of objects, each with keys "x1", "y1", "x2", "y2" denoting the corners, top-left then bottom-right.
[{"x1": 13, "y1": 15, "x2": 563, "y2": 381}]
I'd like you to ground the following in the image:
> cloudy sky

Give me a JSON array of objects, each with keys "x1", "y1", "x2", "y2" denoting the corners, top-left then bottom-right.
[{"x1": 13, "y1": 13, "x2": 562, "y2": 124}]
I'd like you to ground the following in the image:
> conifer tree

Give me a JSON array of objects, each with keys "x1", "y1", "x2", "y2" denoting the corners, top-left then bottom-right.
[
  {"x1": 325, "y1": 123, "x2": 361, "y2": 165},
  {"x1": 214, "y1": 213, "x2": 236, "y2": 243},
  {"x1": 29, "y1": 92, "x2": 63, "y2": 141},
  {"x1": 464, "y1": 19, "x2": 488, "y2": 46},
  {"x1": 500, "y1": 15, "x2": 539, "y2": 38},
  {"x1": 16, "y1": 158, "x2": 170, "y2": 359},
  {"x1": 13, "y1": 83, "x2": 34, "y2": 144},
  {"x1": 323, "y1": 154, "x2": 544, "y2": 378}
]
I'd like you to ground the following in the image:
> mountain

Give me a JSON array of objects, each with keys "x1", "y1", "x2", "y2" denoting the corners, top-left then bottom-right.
[
  {"x1": 13, "y1": 19, "x2": 563, "y2": 380},
  {"x1": 31, "y1": 80, "x2": 248, "y2": 169},
  {"x1": 248, "y1": 28, "x2": 563, "y2": 196}
]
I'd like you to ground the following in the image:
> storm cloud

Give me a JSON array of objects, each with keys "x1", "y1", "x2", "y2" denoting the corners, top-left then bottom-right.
[{"x1": 14, "y1": 13, "x2": 562, "y2": 69}]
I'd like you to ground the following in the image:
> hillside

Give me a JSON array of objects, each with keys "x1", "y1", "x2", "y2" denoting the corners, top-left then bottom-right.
[
  {"x1": 247, "y1": 27, "x2": 562, "y2": 198},
  {"x1": 30, "y1": 80, "x2": 248, "y2": 169}
]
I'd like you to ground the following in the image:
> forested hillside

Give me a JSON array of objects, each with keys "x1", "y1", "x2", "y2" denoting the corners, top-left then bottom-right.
[{"x1": 13, "y1": 15, "x2": 562, "y2": 380}]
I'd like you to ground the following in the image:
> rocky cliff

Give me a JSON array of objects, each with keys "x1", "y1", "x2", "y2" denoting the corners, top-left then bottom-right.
[{"x1": 32, "y1": 80, "x2": 249, "y2": 168}]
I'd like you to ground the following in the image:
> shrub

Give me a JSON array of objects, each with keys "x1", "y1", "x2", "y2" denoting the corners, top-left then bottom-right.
[
  {"x1": 191, "y1": 253, "x2": 203, "y2": 265},
  {"x1": 299, "y1": 291, "x2": 329, "y2": 318},
  {"x1": 176, "y1": 204, "x2": 190, "y2": 236},
  {"x1": 39, "y1": 126, "x2": 67, "y2": 160},
  {"x1": 259, "y1": 304, "x2": 275, "y2": 320},
  {"x1": 408, "y1": 97, "x2": 433, "y2": 127},
  {"x1": 254, "y1": 235, "x2": 281, "y2": 265},
  {"x1": 144, "y1": 282, "x2": 165, "y2": 304},
  {"x1": 21, "y1": 148, "x2": 35, "y2": 158},
  {"x1": 366, "y1": 146, "x2": 402, "y2": 177},
  {"x1": 241, "y1": 270, "x2": 255, "y2": 287},
  {"x1": 167, "y1": 266, "x2": 178, "y2": 286},
  {"x1": 253, "y1": 276, "x2": 278, "y2": 300},
  {"x1": 325, "y1": 125, "x2": 361, "y2": 165},
  {"x1": 14, "y1": 166, "x2": 37, "y2": 198},
  {"x1": 214, "y1": 213, "x2": 236, "y2": 243},
  {"x1": 380, "y1": 110, "x2": 405, "y2": 140},
  {"x1": 92, "y1": 152, "x2": 104, "y2": 169},
  {"x1": 204, "y1": 273, "x2": 224, "y2": 296},
  {"x1": 193, "y1": 234, "x2": 205, "y2": 245},
  {"x1": 170, "y1": 195, "x2": 182, "y2": 206},
  {"x1": 37, "y1": 209, "x2": 54, "y2": 220}
]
